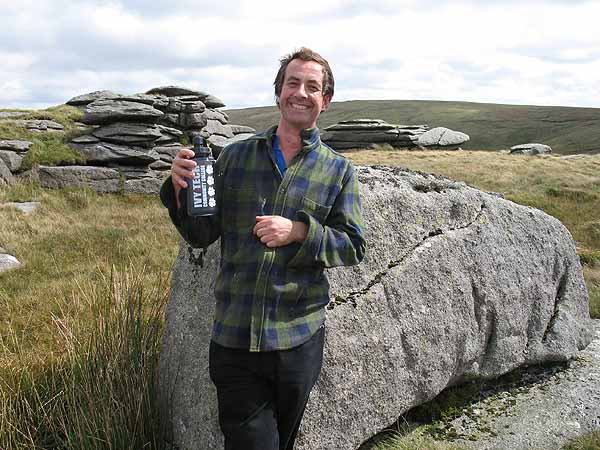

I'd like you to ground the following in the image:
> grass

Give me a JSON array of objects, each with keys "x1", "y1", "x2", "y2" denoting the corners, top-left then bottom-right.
[
  {"x1": 225, "y1": 99, "x2": 600, "y2": 155},
  {"x1": 0, "y1": 104, "x2": 87, "y2": 168},
  {"x1": 0, "y1": 266, "x2": 168, "y2": 450},
  {"x1": 0, "y1": 177, "x2": 179, "y2": 449},
  {"x1": 0, "y1": 181, "x2": 179, "y2": 357}
]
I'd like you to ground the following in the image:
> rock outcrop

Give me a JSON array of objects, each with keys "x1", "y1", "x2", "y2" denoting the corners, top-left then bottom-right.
[
  {"x1": 510, "y1": 143, "x2": 552, "y2": 155},
  {"x1": 0, "y1": 87, "x2": 255, "y2": 194},
  {"x1": 14, "y1": 119, "x2": 64, "y2": 133},
  {"x1": 321, "y1": 119, "x2": 428, "y2": 150},
  {"x1": 158, "y1": 166, "x2": 593, "y2": 450},
  {"x1": 417, "y1": 126, "x2": 470, "y2": 150}
]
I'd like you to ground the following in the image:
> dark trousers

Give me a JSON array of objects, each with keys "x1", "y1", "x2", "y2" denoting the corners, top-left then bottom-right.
[{"x1": 209, "y1": 326, "x2": 325, "y2": 450}]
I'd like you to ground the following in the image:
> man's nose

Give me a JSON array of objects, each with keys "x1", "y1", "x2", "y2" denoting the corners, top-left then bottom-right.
[{"x1": 295, "y1": 83, "x2": 308, "y2": 98}]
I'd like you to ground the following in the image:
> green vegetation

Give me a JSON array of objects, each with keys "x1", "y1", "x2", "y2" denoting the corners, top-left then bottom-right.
[
  {"x1": 1, "y1": 267, "x2": 167, "y2": 450},
  {"x1": 0, "y1": 179, "x2": 179, "y2": 449},
  {"x1": 20, "y1": 135, "x2": 86, "y2": 169},
  {"x1": 0, "y1": 104, "x2": 87, "y2": 168},
  {"x1": 225, "y1": 100, "x2": 600, "y2": 155}
]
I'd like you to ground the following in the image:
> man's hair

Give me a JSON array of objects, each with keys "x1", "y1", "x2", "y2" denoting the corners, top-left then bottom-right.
[{"x1": 274, "y1": 47, "x2": 334, "y2": 105}]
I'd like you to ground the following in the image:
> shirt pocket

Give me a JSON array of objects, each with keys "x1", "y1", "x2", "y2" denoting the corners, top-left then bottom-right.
[{"x1": 300, "y1": 196, "x2": 332, "y2": 224}]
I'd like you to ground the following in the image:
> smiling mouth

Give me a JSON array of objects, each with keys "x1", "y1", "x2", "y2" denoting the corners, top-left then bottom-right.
[{"x1": 289, "y1": 103, "x2": 310, "y2": 110}]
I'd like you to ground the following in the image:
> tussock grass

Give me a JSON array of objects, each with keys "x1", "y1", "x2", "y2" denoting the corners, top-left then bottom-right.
[
  {"x1": 20, "y1": 135, "x2": 86, "y2": 169},
  {"x1": 347, "y1": 149, "x2": 600, "y2": 318},
  {"x1": 0, "y1": 266, "x2": 167, "y2": 450}
]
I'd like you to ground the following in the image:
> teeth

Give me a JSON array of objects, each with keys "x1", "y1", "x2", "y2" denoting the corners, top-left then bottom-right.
[{"x1": 290, "y1": 103, "x2": 309, "y2": 110}]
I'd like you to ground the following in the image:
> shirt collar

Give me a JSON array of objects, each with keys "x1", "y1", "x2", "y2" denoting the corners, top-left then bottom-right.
[{"x1": 260, "y1": 125, "x2": 322, "y2": 154}]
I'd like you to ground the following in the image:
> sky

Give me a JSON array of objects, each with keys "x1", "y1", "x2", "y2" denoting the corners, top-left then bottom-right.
[{"x1": 1, "y1": 0, "x2": 600, "y2": 110}]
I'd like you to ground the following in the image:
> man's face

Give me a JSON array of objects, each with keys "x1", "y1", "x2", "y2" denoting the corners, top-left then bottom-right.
[{"x1": 278, "y1": 59, "x2": 332, "y2": 130}]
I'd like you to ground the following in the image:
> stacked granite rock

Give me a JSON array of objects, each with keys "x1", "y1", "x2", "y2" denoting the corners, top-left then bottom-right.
[
  {"x1": 0, "y1": 139, "x2": 32, "y2": 185},
  {"x1": 510, "y1": 143, "x2": 552, "y2": 155},
  {"x1": 321, "y1": 119, "x2": 429, "y2": 150},
  {"x1": 30, "y1": 87, "x2": 255, "y2": 194}
]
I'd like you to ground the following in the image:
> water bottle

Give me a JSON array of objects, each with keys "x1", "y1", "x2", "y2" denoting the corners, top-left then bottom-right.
[{"x1": 187, "y1": 136, "x2": 218, "y2": 217}]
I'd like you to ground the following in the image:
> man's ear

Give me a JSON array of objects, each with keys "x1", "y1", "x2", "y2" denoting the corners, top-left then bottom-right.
[
  {"x1": 321, "y1": 94, "x2": 332, "y2": 112},
  {"x1": 275, "y1": 96, "x2": 281, "y2": 109}
]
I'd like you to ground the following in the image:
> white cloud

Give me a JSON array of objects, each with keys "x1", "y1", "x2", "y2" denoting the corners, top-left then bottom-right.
[{"x1": 0, "y1": 0, "x2": 599, "y2": 109}]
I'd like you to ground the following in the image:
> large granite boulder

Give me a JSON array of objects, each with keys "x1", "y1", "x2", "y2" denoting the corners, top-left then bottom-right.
[
  {"x1": 510, "y1": 143, "x2": 552, "y2": 155},
  {"x1": 158, "y1": 166, "x2": 593, "y2": 450},
  {"x1": 417, "y1": 126, "x2": 470, "y2": 149}
]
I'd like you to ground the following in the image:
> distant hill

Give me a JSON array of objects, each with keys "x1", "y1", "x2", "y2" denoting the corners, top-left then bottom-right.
[{"x1": 225, "y1": 100, "x2": 600, "y2": 155}]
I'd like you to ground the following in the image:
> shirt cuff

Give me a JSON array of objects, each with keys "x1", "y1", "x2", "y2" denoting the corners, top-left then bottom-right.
[{"x1": 287, "y1": 209, "x2": 324, "y2": 267}]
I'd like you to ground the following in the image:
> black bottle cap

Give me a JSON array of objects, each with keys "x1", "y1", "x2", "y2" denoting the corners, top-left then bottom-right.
[{"x1": 193, "y1": 136, "x2": 211, "y2": 157}]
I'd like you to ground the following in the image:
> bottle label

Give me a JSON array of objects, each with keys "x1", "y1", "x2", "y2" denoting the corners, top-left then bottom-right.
[{"x1": 191, "y1": 163, "x2": 216, "y2": 209}]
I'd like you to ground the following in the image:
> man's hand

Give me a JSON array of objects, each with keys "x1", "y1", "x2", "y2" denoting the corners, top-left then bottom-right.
[
  {"x1": 171, "y1": 148, "x2": 196, "y2": 209},
  {"x1": 254, "y1": 216, "x2": 308, "y2": 248}
]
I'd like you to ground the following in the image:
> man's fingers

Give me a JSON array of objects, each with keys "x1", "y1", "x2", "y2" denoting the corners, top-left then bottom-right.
[
  {"x1": 255, "y1": 215, "x2": 276, "y2": 222},
  {"x1": 177, "y1": 148, "x2": 195, "y2": 159}
]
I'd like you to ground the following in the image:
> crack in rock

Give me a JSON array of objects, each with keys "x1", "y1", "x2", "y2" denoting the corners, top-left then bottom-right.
[
  {"x1": 543, "y1": 268, "x2": 568, "y2": 342},
  {"x1": 327, "y1": 202, "x2": 486, "y2": 309}
]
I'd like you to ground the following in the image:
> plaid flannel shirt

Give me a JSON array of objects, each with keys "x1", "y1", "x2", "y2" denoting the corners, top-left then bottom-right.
[{"x1": 160, "y1": 125, "x2": 366, "y2": 352}]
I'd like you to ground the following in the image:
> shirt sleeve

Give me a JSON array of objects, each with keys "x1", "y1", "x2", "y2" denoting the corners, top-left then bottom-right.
[
  {"x1": 159, "y1": 157, "x2": 224, "y2": 249},
  {"x1": 288, "y1": 164, "x2": 366, "y2": 268}
]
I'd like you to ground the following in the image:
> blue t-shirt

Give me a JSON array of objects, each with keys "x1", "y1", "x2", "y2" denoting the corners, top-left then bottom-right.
[{"x1": 272, "y1": 135, "x2": 287, "y2": 175}]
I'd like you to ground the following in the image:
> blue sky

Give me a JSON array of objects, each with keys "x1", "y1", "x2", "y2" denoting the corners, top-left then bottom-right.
[{"x1": 1, "y1": 0, "x2": 599, "y2": 110}]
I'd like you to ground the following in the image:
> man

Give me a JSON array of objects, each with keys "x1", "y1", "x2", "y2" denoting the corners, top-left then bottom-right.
[{"x1": 160, "y1": 47, "x2": 366, "y2": 450}]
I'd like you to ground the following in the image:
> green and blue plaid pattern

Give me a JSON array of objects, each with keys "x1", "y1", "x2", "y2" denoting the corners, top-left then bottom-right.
[{"x1": 161, "y1": 125, "x2": 366, "y2": 351}]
